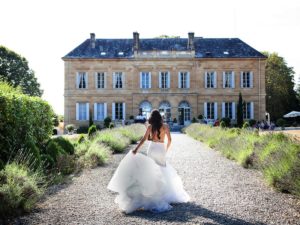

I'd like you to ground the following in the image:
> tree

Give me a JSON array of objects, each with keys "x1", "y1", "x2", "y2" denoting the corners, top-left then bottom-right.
[
  {"x1": 0, "y1": 46, "x2": 43, "y2": 96},
  {"x1": 237, "y1": 92, "x2": 244, "y2": 127},
  {"x1": 264, "y1": 52, "x2": 299, "y2": 121}
]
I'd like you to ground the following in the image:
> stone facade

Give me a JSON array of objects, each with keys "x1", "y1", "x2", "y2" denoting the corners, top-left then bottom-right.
[{"x1": 63, "y1": 33, "x2": 266, "y2": 128}]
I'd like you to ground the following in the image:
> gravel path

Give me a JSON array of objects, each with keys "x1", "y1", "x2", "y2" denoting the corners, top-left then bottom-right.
[{"x1": 12, "y1": 133, "x2": 300, "y2": 225}]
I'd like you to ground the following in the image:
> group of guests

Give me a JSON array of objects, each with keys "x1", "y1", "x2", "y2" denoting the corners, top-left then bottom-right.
[{"x1": 255, "y1": 120, "x2": 276, "y2": 130}]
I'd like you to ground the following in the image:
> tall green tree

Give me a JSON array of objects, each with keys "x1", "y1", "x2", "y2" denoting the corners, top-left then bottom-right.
[
  {"x1": 237, "y1": 92, "x2": 244, "y2": 127},
  {"x1": 264, "y1": 52, "x2": 299, "y2": 121},
  {"x1": 0, "y1": 46, "x2": 43, "y2": 96}
]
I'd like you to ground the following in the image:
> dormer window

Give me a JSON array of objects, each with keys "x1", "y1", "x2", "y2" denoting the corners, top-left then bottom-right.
[
  {"x1": 100, "y1": 52, "x2": 106, "y2": 56},
  {"x1": 118, "y1": 52, "x2": 124, "y2": 56},
  {"x1": 223, "y1": 51, "x2": 229, "y2": 55}
]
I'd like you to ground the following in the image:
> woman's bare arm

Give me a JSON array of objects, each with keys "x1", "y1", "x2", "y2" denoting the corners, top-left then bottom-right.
[
  {"x1": 132, "y1": 126, "x2": 151, "y2": 154},
  {"x1": 165, "y1": 124, "x2": 172, "y2": 150}
]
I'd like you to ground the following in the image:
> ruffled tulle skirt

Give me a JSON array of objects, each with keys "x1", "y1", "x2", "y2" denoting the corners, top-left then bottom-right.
[{"x1": 107, "y1": 142, "x2": 190, "y2": 213}]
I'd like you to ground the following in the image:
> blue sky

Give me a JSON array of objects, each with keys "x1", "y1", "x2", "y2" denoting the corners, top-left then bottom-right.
[{"x1": 1, "y1": 0, "x2": 299, "y2": 114}]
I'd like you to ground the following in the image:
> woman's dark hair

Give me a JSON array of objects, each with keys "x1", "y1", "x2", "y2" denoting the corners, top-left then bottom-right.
[{"x1": 148, "y1": 109, "x2": 163, "y2": 139}]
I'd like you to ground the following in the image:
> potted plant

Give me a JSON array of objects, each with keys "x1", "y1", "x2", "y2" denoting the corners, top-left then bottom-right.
[
  {"x1": 173, "y1": 118, "x2": 178, "y2": 126},
  {"x1": 65, "y1": 124, "x2": 75, "y2": 134}
]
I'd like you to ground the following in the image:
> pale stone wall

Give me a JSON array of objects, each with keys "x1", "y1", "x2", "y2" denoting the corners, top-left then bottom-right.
[{"x1": 64, "y1": 58, "x2": 266, "y2": 128}]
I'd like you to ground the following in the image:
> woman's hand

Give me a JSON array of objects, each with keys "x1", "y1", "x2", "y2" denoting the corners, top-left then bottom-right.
[{"x1": 132, "y1": 149, "x2": 137, "y2": 155}]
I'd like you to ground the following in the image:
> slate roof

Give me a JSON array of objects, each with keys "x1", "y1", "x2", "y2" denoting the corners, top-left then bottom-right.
[{"x1": 63, "y1": 37, "x2": 266, "y2": 59}]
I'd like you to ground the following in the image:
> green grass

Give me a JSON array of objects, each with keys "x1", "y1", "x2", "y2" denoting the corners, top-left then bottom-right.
[
  {"x1": 184, "y1": 124, "x2": 300, "y2": 196},
  {"x1": 84, "y1": 142, "x2": 109, "y2": 168}
]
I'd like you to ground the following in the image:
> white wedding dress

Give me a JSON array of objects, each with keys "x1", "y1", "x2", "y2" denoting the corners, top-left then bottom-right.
[{"x1": 107, "y1": 141, "x2": 190, "y2": 213}]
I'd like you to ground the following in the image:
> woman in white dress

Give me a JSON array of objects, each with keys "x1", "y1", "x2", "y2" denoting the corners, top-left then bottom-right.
[{"x1": 107, "y1": 109, "x2": 190, "y2": 213}]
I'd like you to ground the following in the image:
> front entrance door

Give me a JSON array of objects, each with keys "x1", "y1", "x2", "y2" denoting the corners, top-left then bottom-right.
[{"x1": 178, "y1": 108, "x2": 184, "y2": 125}]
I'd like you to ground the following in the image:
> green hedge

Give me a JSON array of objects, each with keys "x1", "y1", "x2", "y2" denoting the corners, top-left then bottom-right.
[{"x1": 0, "y1": 82, "x2": 54, "y2": 163}]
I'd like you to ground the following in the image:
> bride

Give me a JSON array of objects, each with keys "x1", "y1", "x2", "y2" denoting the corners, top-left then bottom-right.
[{"x1": 107, "y1": 109, "x2": 190, "y2": 213}]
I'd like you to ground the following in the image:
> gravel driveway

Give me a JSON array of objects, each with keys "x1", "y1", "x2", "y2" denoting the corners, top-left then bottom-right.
[{"x1": 12, "y1": 133, "x2": 300, "y2": 225}]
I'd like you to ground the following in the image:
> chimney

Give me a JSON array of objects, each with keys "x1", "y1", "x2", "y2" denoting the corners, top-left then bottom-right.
[
  {"x1": 90, "y1": 33, "x2": 96, "y2": 48},
  {"x1": 133, "y1": 32, "x2": 140, "y2": 51},
  {"x1": 188, "y1": 32, "x2": 194, "y2": 50}
]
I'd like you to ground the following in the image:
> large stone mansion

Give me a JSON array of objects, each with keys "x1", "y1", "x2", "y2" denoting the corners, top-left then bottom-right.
[{"x1": 63, "y1": 32, "x2": 266, "y2": 128}]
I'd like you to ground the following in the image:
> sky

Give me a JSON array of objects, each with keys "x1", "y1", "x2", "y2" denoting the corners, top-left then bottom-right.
[{"x1": 0, "y1": 0, "x2": 300, "y2": 115}]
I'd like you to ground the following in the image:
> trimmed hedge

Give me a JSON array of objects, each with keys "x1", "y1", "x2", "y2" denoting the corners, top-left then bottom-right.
[{"x1": 0, "y1": 82, "x2": 53, "y2": 163}]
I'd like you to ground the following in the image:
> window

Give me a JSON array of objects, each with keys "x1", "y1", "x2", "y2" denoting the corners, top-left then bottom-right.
[
  {"x1": 178, "y1": 101, "x2": 191, "y2": 125},
  {"x1": 243, "y1": 102, "x2": 254, "y2": 119},
  {"x1": 241, "y1": 71, "x2": 253, "y2": 88},
  {"x1": 76, "y1": 103, "x2": 89, "y2": 121},
  {"x1": 77, "y1": 72, "x2": 87, "y2": 89},
  {"x1": 159, "y1": 101, "x2": 171, "y2": 122},
  {"x1": 222, "y1": 102, "x2": 236, "y2": 119},
  {"x1": 204, "y1": 102, "x2": 217, "y2": 119},
  {"x1": 139, "y1": 101, "x2": 152, "y2": 119},
  {"x1": 205, "y1": 71, "x2": 216, "y2": 88},
  {"x1": 223, "y1": 71, "x2": 234, "y2": 88},
  {"x1": 178, "y1": 72, "x2": 190, "y2": 89},
  {"x1": 159, "y1": 72, "x2": 170, "y2": 89},
  {"x1": 113, "y1": 72, "x2": 123, "y2": 89},
  {"x1": 94, "y1": 103, "x2": 107, "y2": 121},
  {"x1": 112, "y1": 102, "x2": 125, "y2": 120},
  {"x1": 96, "y1": 72, "x2": 105, "y2": 89},
  {"x1": 140, "y1": 72, "x2": 151, "y2": 89}
]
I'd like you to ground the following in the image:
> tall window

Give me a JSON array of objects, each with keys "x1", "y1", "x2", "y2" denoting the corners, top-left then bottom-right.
[
  {"x1": 76, "y1": 103, "x2": 88, "y2": 120},
  {"x1": 94, "y1": 103, "x2": 106, "y2": 121},
  {"x1": 241, "y1": 71, "x2": 253, "y2": 88},
  {"x1": 243, "y1": 102, "x2": 254, "y2": 119},
  {"x1": 77, "y1": 72, "x2": 87, "y2": 89},
  {"x1": 206, "y1": 102, "x2": 215, "y2": 119},
  {"x1": 223, "y1": 71, "x2": 234, "y2": 88},
  {"x1": 115, "y1": 103, "x2": 123, "y2": 120},
  {"x1": 96, "y1": 72, "x2": 105, "y2": 89},
  {"x1": 205, "y1": 71, "x2": 216, "y2": 88},
  {"x1": 179, "y1": 72, "x2": 190, "y2": 89},
  {"x1": 140, "y1": 72, "x2": 151, "y2": 89},
  {"x1": 113, "y1": 72, "x2": 123, "y2": 89},
  {"x1": 159, "y1": 72, "x2": 170, "y2": 89},
  {"x1": 224, "y1": 102, "x2": 233, "y2": 119}
]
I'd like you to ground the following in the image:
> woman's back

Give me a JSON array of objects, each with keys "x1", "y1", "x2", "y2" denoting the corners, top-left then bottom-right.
[{"x1": 149, "y1": 124, "x2": 168, "y2": 143}]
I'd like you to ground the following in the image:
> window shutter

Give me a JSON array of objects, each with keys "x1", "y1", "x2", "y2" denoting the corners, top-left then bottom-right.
[
  {"x1": 113, "y1": 73, "x2": 116, "y2": 88},
  {"x1": 214, "y1": 102, "x2": 218, "y2": 119},
  {"x1": 222, "y1": 72, "x2": 225, "y2": 88},
  {"x1": 104, "y1": 73, "x2": 107, "y2": 88},
  {"x1": 240, "y1": 72, "x2": 243, "y2": 88},
  {"x1": 85, "y1": 73, "x2": 88, "y2": 89},
  {"x1": 104, "y1": 103, "x2": 107, "y2": 119},
  {"x1": 250, "y1": 72, "x2": 254, "y2": 88},
  {"x1": 205, "y1": 72, "x2": 207, "y2": 88},
  {"x1": 112, "y1": 103, "x2": 115, "y2": 120},
  {"x1": 167, "y1": 72, "x2": 170, "y2": 88},
  {"x1": 232, "y1": 102, "x2": 236, "y2": 120},
  {"x1": 76, "y1": 73, "x2": 79, "y2": 88},
  {"x1": 187, "y1": 72, "x2": 190, "y2": 88},
  {"x1": 232, "y1": 72, "x2": 235, "y2": 88},
  {"x1": 86, "y1": 103, "x2": 89, "y2": 121},
  {"x1": 122, "y1": 103, "x2": 126, "y2": 120},
  {"x1": 214, "y1": 72, "x2": 217, "y2": 88},
  {"x1": 159, "y1": 72, "x2": 162, "y2": 88},
  {"x1": 178, "y1": 72, "x2": 181, "y2": 88},
  {"x1": 122, "y1": 72, "x2": 125, "y2": 89},
  {"x1": 250, "y1": 102, "x2": 254, "y2": 119},
  {"x1": 94, "y1": 103, "x2": 97, "y2": 121},
  {"x1": 76, "y1": 103, "x2": 79, "y2": 120},
  {"x1": 204, "y1": 102, "x2": 207, "y2": 118},
  {"x1": 222, "y1": 102, "x2": 225, "y2": 118},
  {"x1": 149, "y1": 72, "x2": 152, "y2": 88},
  {"x1": 95, "y1": 73, "x2": 97, "y2": 89},
  {"x1": 140, "y1": 72, "x2": 143, "y2": 89}
]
